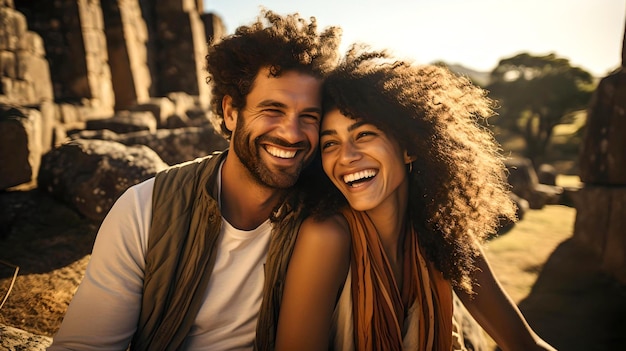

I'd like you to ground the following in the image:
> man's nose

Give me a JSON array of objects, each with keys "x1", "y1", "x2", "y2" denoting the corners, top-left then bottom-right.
[{"x1": 277, "y1": 114, "x2": 305, "y2": 143}]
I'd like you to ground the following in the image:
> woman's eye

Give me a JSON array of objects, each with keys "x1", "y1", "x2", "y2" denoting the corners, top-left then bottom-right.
[
  {"x1": 357, "y1": 130, "x2": 377, "y2": 139},
  {"x1": 321, "y1": 140, "x2": 337, "y2": 150}
]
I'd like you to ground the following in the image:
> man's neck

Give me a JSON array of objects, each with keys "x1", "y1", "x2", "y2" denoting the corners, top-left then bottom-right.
[{"x1": 219, "y1": 154, "x2": 285, "y2": 231}]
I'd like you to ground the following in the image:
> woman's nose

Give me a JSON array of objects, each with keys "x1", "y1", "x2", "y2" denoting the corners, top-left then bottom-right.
[{"x1": 339, "y1": 141, "x2": 361, "y2": 164}]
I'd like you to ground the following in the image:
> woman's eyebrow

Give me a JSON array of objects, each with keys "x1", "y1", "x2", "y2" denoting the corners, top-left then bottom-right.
[
  {"x1": 348, "y1": 120, "x2": 367, "y2": 131},
  {"x1": 320, "y1": 129, "x2": 336, "y2": 137},
  {"x1": 320, "y1": 120, "x2": 368, "y2": 137}
]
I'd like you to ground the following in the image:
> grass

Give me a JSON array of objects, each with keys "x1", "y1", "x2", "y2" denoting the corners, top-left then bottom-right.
[
  {"x1": 484, "y1": 205, "x2": 577, "y2": 303},
  {"x1": 479, "y1": 205, "x2": 576, "y2": 349}
]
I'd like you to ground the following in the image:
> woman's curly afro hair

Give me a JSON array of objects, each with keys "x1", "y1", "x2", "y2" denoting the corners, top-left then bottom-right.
[{"x1": 319, "y1": 45, "x2": 517, "y2": 293}]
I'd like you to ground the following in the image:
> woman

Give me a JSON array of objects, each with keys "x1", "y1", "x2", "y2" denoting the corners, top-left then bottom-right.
[{"x1": 275, "y1": 47, "x2": 556, "y2": 351}]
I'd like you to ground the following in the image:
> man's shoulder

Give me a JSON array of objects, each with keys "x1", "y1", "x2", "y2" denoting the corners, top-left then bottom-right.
[
  {"x1": 163, "y1": 151, "x2": 225, "y2": 173},
  {"x1": 150, "y1": 150, "x2": 226, "y2": 205},
  {"x1": 156, "y1": 150, "x2": 226, "y2": 182}
]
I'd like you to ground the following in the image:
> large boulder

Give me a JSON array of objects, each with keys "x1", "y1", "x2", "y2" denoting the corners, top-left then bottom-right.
[{"x1": 38, "y1": 138, "x2": 168, "y2": 222}]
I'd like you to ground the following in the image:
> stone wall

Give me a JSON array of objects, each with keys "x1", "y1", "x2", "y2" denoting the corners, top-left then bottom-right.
[
  {"x1": 0, "y1": 5, "x2": 53, "y2": 105},
  {"x1": 0, "y1": 0, "x2": 226, "y2": 191}
]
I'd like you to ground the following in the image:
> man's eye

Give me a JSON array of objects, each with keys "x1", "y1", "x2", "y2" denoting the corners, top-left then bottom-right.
[
  {"x1": 301, "y1": 114, "x2": 320, "y2": 124},
  {"x1": 263, "y1": 109, "x2": 282, "y2": 115}
]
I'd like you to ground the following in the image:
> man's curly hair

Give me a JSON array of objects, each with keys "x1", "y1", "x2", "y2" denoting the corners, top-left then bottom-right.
[
  {"x1": 314, "y1": 46, "x2": 517, "y2": 293},
  {"x1": 205, "y1": 9, "x2": 342, "y2": 139}
]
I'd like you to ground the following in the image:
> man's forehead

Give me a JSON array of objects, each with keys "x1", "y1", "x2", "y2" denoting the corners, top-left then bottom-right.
[
  {"x1": 248, "y1": 68, "x2": 322, "y2": 101},
  {"x1": 254, "y1": 66, "x2": 318, "y2": 82}
]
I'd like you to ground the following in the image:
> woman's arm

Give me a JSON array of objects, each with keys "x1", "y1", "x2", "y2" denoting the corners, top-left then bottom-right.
[
  {"x1": 275, "y1": 214, "x2": 352, "y2": 351},
  {"x1": 455, "y1": 245, "x2": 557, "y2": 351}
]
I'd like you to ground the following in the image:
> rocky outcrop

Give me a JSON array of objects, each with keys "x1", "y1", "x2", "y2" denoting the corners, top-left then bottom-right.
[
  {"x1": 71, "y1": 125, "x2": 228, "y2": 166},
  {"x1": 1, "y1": 0, "x2": 226, "y2": 193},
  {"x1": 38, "y1": 138, "x2": 168, "y2": 222}
]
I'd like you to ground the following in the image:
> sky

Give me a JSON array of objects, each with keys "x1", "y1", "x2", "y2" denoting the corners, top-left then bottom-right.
[{"x1": 202, "y1": 0, "x2": 625, "y2": 77}]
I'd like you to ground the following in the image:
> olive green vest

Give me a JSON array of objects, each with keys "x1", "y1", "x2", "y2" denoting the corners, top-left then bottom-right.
[{"x1": 131, "y1": 151, "x2": 304, "y2": 350}]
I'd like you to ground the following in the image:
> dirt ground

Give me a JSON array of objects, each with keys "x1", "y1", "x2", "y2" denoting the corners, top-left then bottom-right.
[{"x1": 0, "y1": 189, "x2": 625, "y2": 350}]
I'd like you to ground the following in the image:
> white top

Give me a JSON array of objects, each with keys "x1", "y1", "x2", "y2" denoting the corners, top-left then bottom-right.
[{"x1": 49, "y1": 167, "x2": 272, "y2": 351}]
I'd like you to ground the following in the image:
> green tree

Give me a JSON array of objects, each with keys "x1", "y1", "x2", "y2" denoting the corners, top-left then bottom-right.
[{"x1": 486, "y1": 53, "x2": 595, "y2": 164}]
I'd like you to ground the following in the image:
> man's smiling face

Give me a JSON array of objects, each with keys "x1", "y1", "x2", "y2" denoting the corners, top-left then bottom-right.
[{"x1": 227, "y1": 67, "x2": 323, "y2": 189}]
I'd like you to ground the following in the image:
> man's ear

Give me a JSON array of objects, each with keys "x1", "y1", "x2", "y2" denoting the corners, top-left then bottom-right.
[{"x1": 222, "y1": 95, "x2": 238, "y2": 132}]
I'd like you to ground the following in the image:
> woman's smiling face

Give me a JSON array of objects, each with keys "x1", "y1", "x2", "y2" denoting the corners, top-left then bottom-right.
[{"x1": 320, "y1": 108, "x2": 411, "y2": 213}]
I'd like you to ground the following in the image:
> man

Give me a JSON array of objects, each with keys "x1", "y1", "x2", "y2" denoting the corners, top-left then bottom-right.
[{"x1": 48, "y1": 10, "x2": 341, "y2": 351}]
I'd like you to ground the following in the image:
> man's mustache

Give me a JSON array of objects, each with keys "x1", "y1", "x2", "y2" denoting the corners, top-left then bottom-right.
[{"x1": 256, "y1": 136, "x2": 310, "y2": 150}]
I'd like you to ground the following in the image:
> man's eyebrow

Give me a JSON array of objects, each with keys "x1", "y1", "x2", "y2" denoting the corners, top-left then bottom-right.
[
  {"x1": 257, "y1": 100, "x2": 287, "y2": 108},
  {"x1": 256, "y1": 100, "x2": 322, "y2": 115},
  {"x1": 302, "y1": 107, "x2": 322, "y2": 115}
]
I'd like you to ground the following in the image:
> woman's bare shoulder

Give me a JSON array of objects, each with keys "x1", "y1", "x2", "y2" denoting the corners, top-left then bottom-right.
[{"x1": 299, "y1": 213, "x2": 351, "y2": 249}]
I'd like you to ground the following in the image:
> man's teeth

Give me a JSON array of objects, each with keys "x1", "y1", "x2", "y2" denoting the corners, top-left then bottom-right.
[
  {"x1": 266, "y1": 145, "x2": 296, "y2": 159},
  {"x1": 343, "y1": 169, "x2": 376, "y2": 184}
]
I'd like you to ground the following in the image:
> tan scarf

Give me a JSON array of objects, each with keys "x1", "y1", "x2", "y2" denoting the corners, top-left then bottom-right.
[{"x1": 341, "y1": 208, "x2": 454, "y2": 351}]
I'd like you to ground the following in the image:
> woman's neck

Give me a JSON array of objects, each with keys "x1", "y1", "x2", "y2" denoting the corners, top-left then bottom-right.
[{"x1": 366, "y1": 180, "x2": 410, "y2": 266}]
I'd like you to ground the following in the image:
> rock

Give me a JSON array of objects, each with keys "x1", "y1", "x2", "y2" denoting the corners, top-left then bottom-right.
[
  {"x1": 573, "y1": 185, "x2": 626, "y2": 285},
  {"x1": 38, "y1": 138, "x2": 168, "y2": 222},
  {"x1": 537, "y1": 163, "x2": 558, "y2": 186},
  {"x1": 0, "y1": 104, "x2": 42, "y2": 190},
  {"x1": 128, "y1": 97, "x2": 176, "y2": 128},
  {"x1": 497, "y1": 192, "x2": 529, "y2": 235},
  {"x1": 579, "y1": 69, "x2": 626, "y2": 186},
  {"x1": 85, "y1": 110, "x2": 157, "y2": 134},
  {"x1": 0, "y1": 324, "x2": 52, "y2": 350},
  {"x1": 505, "y1": 158, "x2": 563, "y2": 209}
]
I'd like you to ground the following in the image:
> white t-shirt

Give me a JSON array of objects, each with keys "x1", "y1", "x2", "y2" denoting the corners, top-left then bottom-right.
[{"x1": 49, "y1": 169, "x2": 272, "y2": 350}]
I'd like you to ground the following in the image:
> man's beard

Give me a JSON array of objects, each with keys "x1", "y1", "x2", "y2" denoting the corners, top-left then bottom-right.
[{"x1": 232, "y1": 116, "x2": 311, "y2": 189}]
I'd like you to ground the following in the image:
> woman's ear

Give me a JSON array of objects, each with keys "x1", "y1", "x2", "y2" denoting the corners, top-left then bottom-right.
[
  {"x1": 403, "y1": 150, "x2": 417, "y2": 165},
  {"x1": 222, "y1": 95, "x2": 238, "y2": 132}
]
